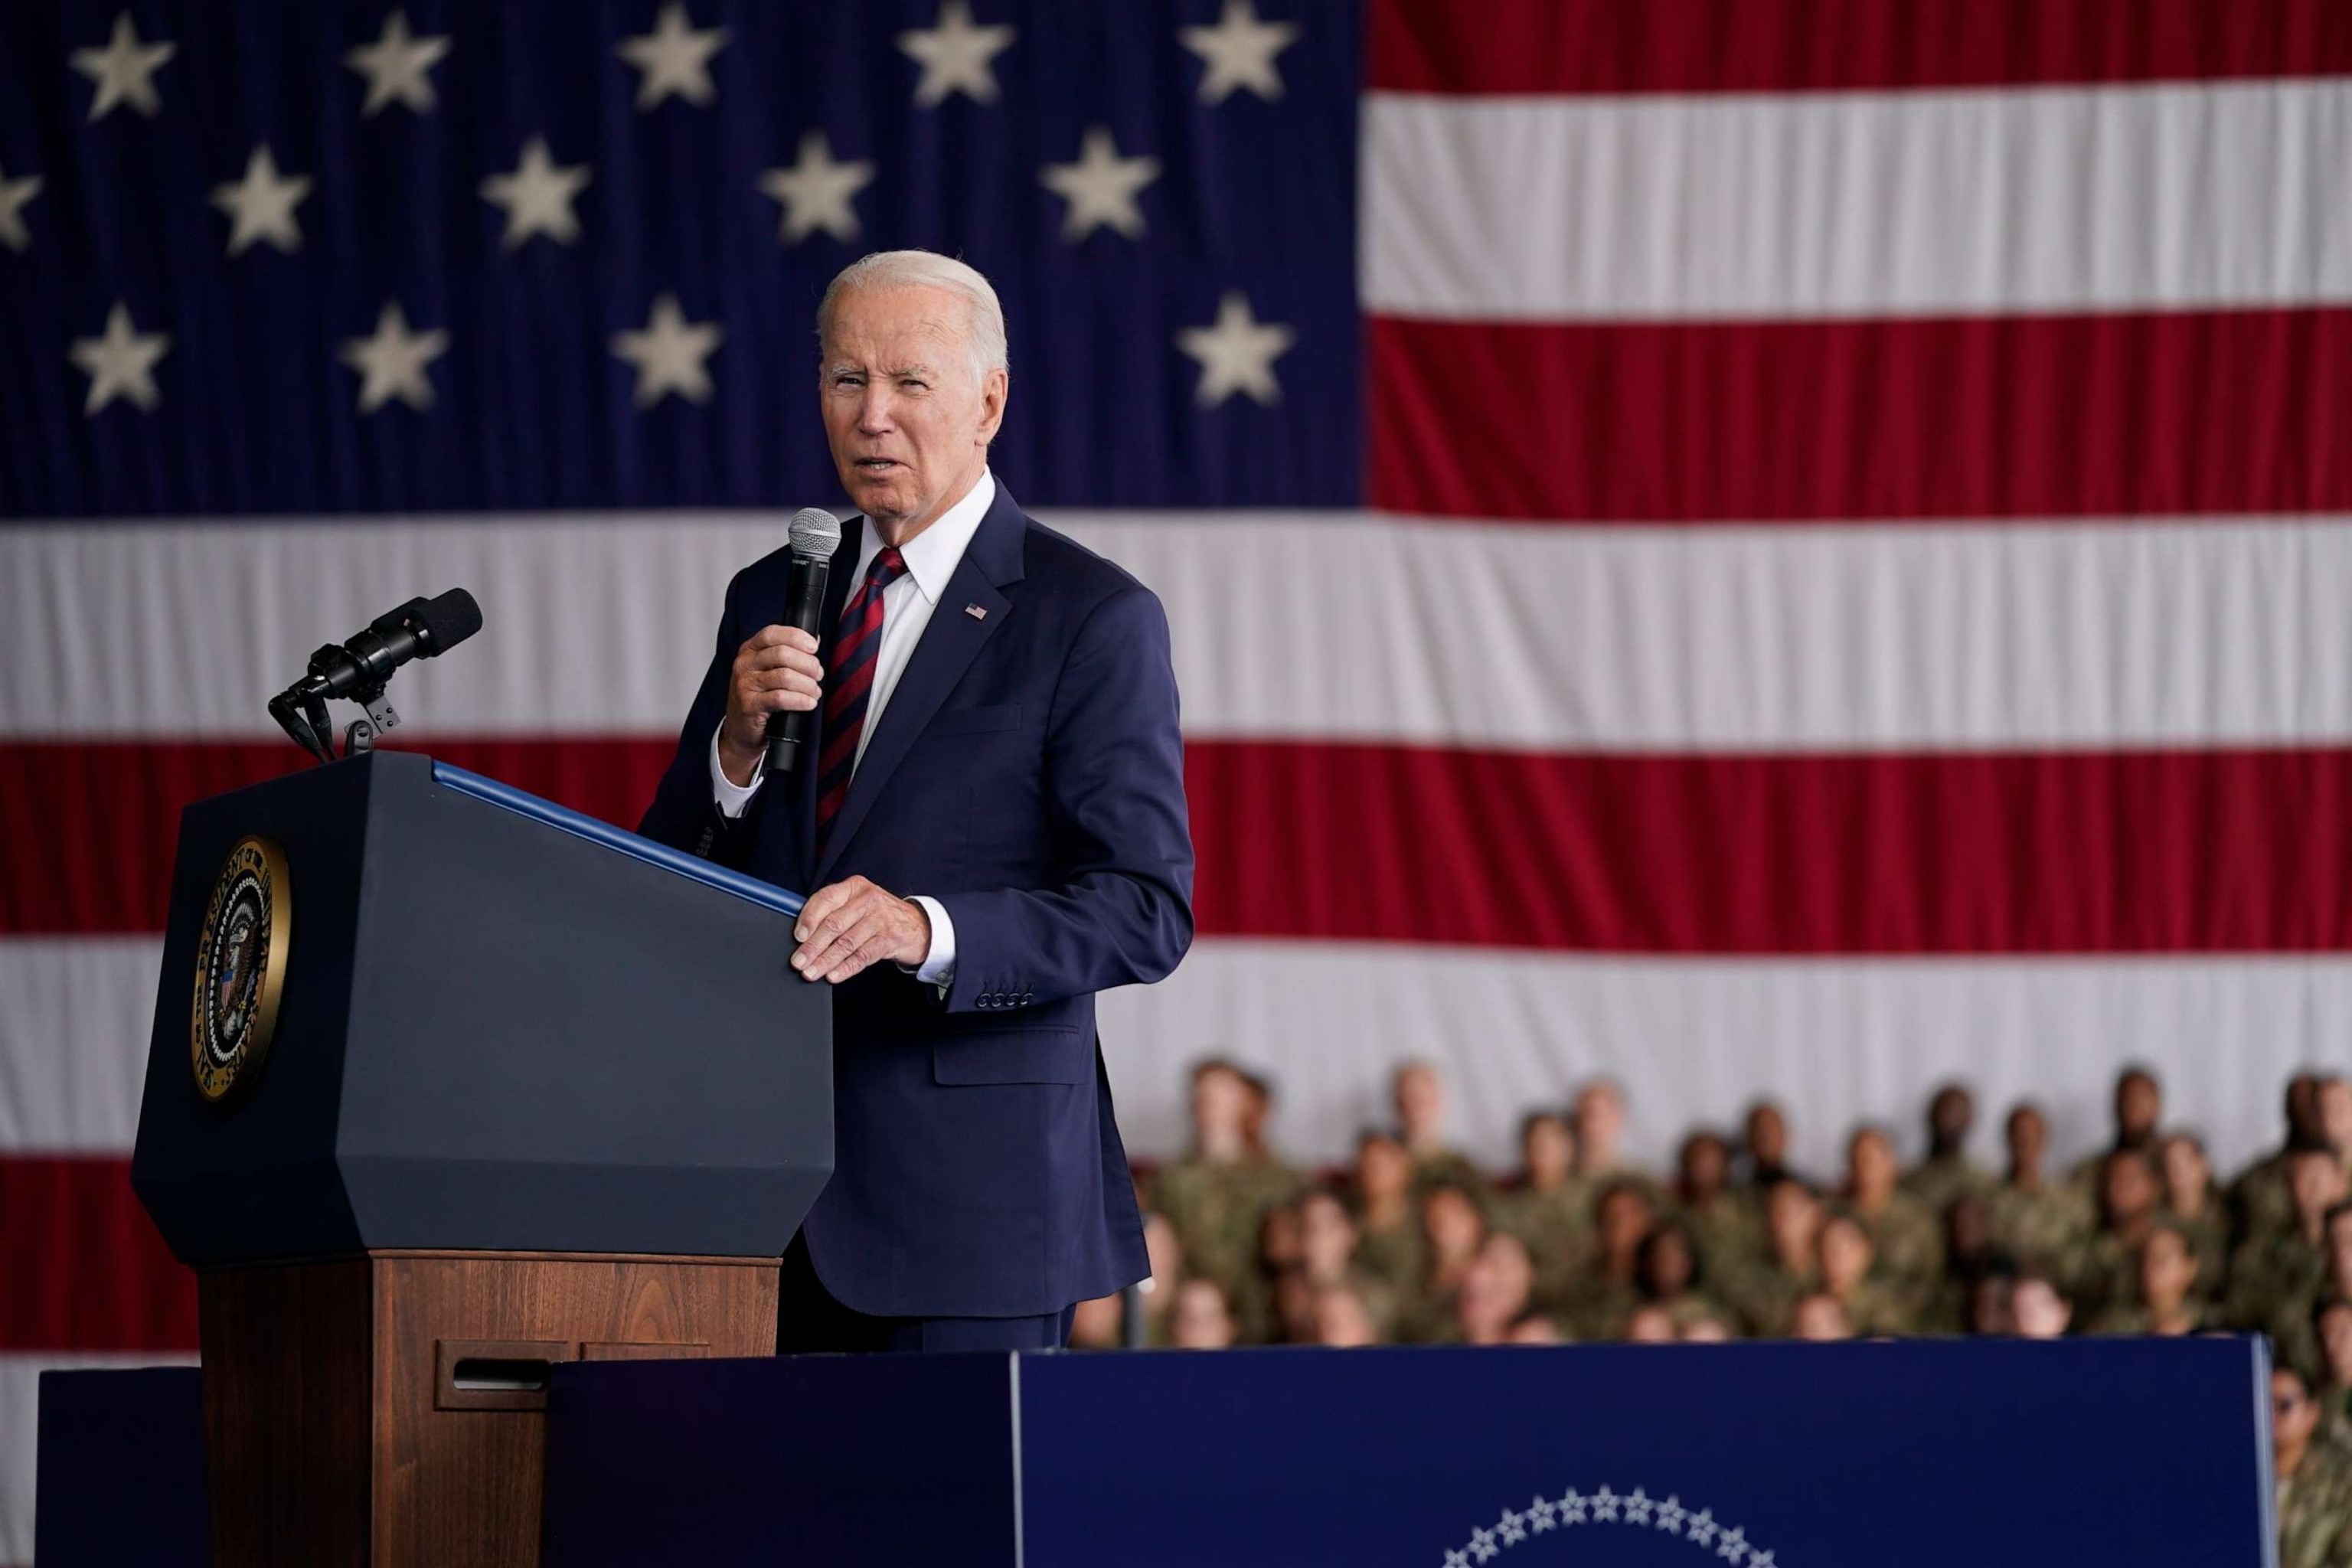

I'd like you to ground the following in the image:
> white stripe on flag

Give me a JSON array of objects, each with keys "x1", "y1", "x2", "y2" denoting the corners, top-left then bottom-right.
[
  {"x1": 9, "y1": 512, "x2": 2352, "y2": 751},
  {"x1": 1364, "y1": 80, "x2": 2352, "y2": 321}
]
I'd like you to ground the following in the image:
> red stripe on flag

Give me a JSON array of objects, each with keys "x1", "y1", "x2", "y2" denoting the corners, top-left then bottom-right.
[
  {"x1": 0, "y1": 1156, "x2": 196, "y2": 1353},
  {"x1": 1186, "y1": 740, "x2": 2352, "y2": 955},
  {"x1": 1367, "y1": 0, "x2": 2352, "y2": 96},
  {"x1": 0, "y1": 737, "x2": 675, "y2": 936},
  {"x1": 1367, "y1": 309, "x2": 2352, "y2": 524},
  {"x1": 11, "y1": 737, "x2": 2352, "y2": 954}
]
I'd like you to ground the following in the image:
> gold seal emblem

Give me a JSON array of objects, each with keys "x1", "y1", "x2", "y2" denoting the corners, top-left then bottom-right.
[{"x1": 190, "y1": 835, "x2": 291, "y2": 1103}]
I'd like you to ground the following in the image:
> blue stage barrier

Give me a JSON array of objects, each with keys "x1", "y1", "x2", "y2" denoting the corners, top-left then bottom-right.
[{"x1": 539, "y1": 1338, "x2": 2275, "y2": 1566}]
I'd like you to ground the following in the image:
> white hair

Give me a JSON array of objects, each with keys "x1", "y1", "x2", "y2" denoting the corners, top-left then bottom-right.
[{"x1": 818, "y1": 250, "x2": 1009, "y2": 384}]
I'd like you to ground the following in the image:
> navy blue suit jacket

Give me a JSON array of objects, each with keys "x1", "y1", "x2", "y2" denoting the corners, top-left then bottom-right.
[{"x1": 639, "y1": 481, "x2": 1194, "y2": 1318}]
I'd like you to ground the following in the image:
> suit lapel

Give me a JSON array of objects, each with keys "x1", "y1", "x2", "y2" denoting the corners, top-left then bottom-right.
[{"x1": 811, "y1": 484, "x2": 1026, "y2": 884}]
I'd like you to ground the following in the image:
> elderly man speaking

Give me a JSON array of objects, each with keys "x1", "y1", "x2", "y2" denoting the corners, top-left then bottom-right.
[{"x1": 639, "y1": 251, "x2": 1194, "y2": 1352}]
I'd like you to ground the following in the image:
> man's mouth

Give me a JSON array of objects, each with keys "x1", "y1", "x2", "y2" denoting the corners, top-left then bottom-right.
[{"x1": 854, "y1": 458, "x2": 900, "y2": 474}]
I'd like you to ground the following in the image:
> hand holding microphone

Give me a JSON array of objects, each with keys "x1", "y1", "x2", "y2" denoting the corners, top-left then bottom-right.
[{"x1": 716, "y1": 508, "x2": 840, "y2": 787}]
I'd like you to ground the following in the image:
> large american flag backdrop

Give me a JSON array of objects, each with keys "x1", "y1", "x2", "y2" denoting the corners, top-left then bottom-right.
[{"x1": 2, "y1": 0, "x2": 2350, "y2": 1548}]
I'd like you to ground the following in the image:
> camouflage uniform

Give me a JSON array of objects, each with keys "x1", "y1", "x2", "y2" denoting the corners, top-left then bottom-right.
[
  {"x1": 2082, "y1": 1300, "x2": 2212, "y2": 1337},
  {"x1": 1563, "y1": 1275, "x2": 1642, "y2": 1341},
  {"x1": 1410, "y1": 1147, "x2": 1487, "y2": 1200},
  {"x1": 1352, "y1": 1213, "x2": 1427, "y2": 1300},
  {"x1": 1835, "y1": 1278, "x2": 1914, "y2": 1338},
  {"x1": 1988, "y1": 1179, "x2": 2096, "y2": 1276},
  {"x1": 1153, "y1": 1155, "x2": 1303, "y2": 1344},
  {"x1": 2229, "y1": 1230, "x2": 2329, "y2": 1377},
  {"x1": 2164, "y1": 1197, "x2": 2232, "y2": 1304},
  {"x1": 1677, "y1": 1190, "x2": 1766, "y2": 1289},
  {"x1": 2278, "y1": 1441, "x2": 2352, "y2": 1568},
  {"x1": 2232, "y1": 1150, "x2": 2298, "y2": 1247},
  {"x1": 1855, "y1": 1191, "x2": 1945, "y2": 1306},
  {"x1": 1721, "y1": 1262, "x2": 1821, "y2": 1338},
  {"x1": 1900, "y1": 1154, "x2": 1993, "y2": 1218},
  {"x1": 1490, "y1": 1184, "x2": 1595, "y2": 1311},
  {"x1": 2060, "y1": 1229, "x2": 2145, "y2": 1325}
]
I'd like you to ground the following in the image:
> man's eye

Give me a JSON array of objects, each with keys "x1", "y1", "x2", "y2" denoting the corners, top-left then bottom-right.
[{"x1": 900, "y1": 378, "x2": 926, "y2": 391}]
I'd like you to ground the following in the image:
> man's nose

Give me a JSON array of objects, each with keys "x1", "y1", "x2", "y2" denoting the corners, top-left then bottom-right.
[{"x1": 857, "y1": 386, "x2": 893, "y2": 433}]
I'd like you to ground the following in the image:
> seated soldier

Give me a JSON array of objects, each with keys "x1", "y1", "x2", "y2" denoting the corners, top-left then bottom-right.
[
  {"x1": 1634, "y1": 1220, "x2": 1735, "y2": 1336},
  {"x1": 1573, "y1": 1079, "x2": 1664, "y2": 1204},
  {"x1": 1491, "y1": 1109, "x2": 1591, "y2": 1309},
  {"x1": 1446, "y1": 1232, "x2": 1540, "y2": 1347},
  {"x1": 2273, "y1": 1362, "x2": 2352, "y2": 1568},
  {"x1": 1564, "y1": 1178, "x2": 1658, "y2": 1340},
  {"x1": 1790, "y1": 1292, "x2": 1852, "y2": 1342},
  {"x1": 1397, "y1": 1182, "x2": 1490, "y2": 1342},
  {"x1": 2063, "y1": 1146, "x2": 2164, "y2": 1325},
  {"x1": 2066, "y1": 1063, "x2": 2164, "y2": 1196},
  {"x1": 2313, "y1": 1295, "x2": 2352, "y2": 1449},
  {"x1": 1349, "y1": 1129, "x2": 1425, "y2": 1296},
  {"x1": 1918, "y1": 1192, "x2": 2000, "y2": 1336},
  {"x1": 2227, "y1": 1147, "x2": 2345, "y2": 1372},
  {"x1": 1722, "y1": 1177, "x2": 1825, "y2": 1337},
  {"x1": 1901, "y1": 1083, "x2": 1993, "y2": 1216},
  {"x1": 1816, "y1": 1208, "x2": 1911, "y2": 1337},
  {"x1": 1295, "y1": 1187, "x2": 1397, "y2": 1339},
  {"x1": 1266, "y1": 1265, "x2": 1319, "y2": 1345},
  {"x1": 2157, "y1": 1129, "x2": 2230, "y2": 1302},
  {"x1": 1743, "y1": 1099, "x2": 1798, "y2": 1189},
  {"x1": 1393, "y1": 1060, "x2": 1482, "y2": 1194},
  {"x1": 1154, "y1": 1059, "x2": 1304, "y2": 1339},
  {"x1": 2007, "y1": 1271, "x2": 2073, "y2": 1340},
  {"x1": 2231, "y1": 1071, "x2": 2326, "y2": 1243},
  {"x1": 2086, "y1": 1220, "x2": 2207, "y2": 1336},
  {"x1": 1673, "y1": 1129, "x2": 1761, "y2": 1283},
  {"x1": 1843, "y1": 1125, "x2": 1942, "y2": 1308},
  {"x1": 1168, "y1": 1277, "x2": 1238, "y2": 1350},
  {"x1": 1988, "y1": 1101, "x2": 2095, "y2": 1275}
]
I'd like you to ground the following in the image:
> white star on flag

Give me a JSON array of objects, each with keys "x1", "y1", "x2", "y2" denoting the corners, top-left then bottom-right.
[
  {"x1": 1496, "y1": 1508, "x2": 1527, "y2": 1546},
  {"x1": 1688, "y1": 1508, "x2": 1720, "y2": 1547},
  {"x1": 211, "y1": 145, "x2": 312, "y2": 256},
  {"x1": 1442, "y1": 1552, "x2": 1469, "y2": 1568},
  {"x1": 1749, "y1": 1550, "x2": 1777, "y2": 1567},
  {"x1": 1625, "y1": 1486, "x2": 1655, "y2": 1525},
  {"x1": 70, "y1": 302, "x2": 169, "y2": 416},
  {"x1": 612, "y1": 293, "x2": 724, "y2": 407},
  {"x1": 481, "y1": 136, "x2": 592, "y2": 249},
  {"x1": 0, "y1": 164, "x2": 41, "y2": 253},
  {"x1": 759, "y1": 131, "x2": 875, "y2": 244},
  {"x1": 1178, "y1": 0, "x2": 1300, "y2": 104},
  {"x1": 617, "y1": 3, "x2": 729, "y2": 110},
  {"x1": 1527, "y1": 1496, "x2": 1557, "y2": 1532},
  {"x1": 341, "y1": 302, "x2": 449, "y2": 414},
  {"x1": 346, "y1": 10, "x2": 449, "y2": 117},
  {"x1": 897, "y1": 1, "x2": 1015, "y2": 107},
  {"x1": 1040, "y1": 126, "x2": 1160, "y2": 242},
  {"x1": 1467, "y1": 1526, "x2": 1498, "y2": 1564},
  {"x1": 1592, "y1": 1485, "x2": 1622, "y2": 1523},
  {"x1": 1177, "y1": 291, "x2": 1295, "y2": 407},
  {"x1": 71, "y1": 12, "x2": 176, "y2": 122},
  {"x1": 1718, "y1": 1524, "x2": 1749, "y2": 1563},
  {"x1": 1658, "y1": 1497, "x2": 1689, "y2": 1535}
]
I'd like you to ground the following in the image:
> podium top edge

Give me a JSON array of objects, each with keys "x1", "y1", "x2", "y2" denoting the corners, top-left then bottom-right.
[{"x1": 430, "y1": 760, "x2": 805, "y2": 920}]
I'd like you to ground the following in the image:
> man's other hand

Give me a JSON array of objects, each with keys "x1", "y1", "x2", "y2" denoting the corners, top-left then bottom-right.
[
  {"x1": 792, "y1": 876, "x2": 931, "y2": 984},
  {"x1": 718, "y1": 625, "x2": 824, "y2": 786}
]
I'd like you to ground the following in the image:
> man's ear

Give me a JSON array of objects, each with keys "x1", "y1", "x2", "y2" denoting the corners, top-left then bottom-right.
[{"x1": 976, "y1": 367, "x2": 1009, "y2": 445}]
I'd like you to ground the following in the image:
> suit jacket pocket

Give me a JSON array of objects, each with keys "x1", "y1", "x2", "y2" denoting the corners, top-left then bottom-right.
[
  {"x1": 926, "y1": 702, "x2": 1023, "y2": 737},
  {"x1": 932, "y1": 1026, "x2": 1086, "y2": 1086}
]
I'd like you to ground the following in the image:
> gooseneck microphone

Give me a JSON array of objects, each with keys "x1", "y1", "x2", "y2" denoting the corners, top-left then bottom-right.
[
  {"x1": 763, "y1": 508, "x2": 844, "y2": 779},
  {"x1": 269, "y1": 588, "x2": 484, "y2": 761}
]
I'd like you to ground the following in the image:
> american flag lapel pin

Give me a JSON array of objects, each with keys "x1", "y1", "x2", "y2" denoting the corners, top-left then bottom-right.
[{"x1": 964, "y1": 603, "x2": 987, "y2": 620}]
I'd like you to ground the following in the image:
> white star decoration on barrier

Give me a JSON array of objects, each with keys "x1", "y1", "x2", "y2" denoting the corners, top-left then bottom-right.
[
  {"x1": 760, "y1": 131, "x2": 875, "y2": 244},
  {"x1": 1177, "y1": 292, "x2": 1295, "y2": 407},
  {"x1": 341, "y1": 302, "x2": 448, "y2": 414},
  {"x1": 897, "y1": 0, "x2": 1016, "y2": 107},
  {"x1": 481, "y1": 136, "x2": 592, "y2": 249},
  {"x1": 346, "y1": 10, "x2": 449, "y2": 117},
  {"x1": 211, "y1": 145, "x2": 312, "y2": 256},
  {"x1": 0, "y1": 164, "x2": 40, "y2": 253},
  {"x1": 617, "y1": 3, "x2": 729, "y2": 110},
  {"x1": 1040, "y1": 126, "x2": 1161, "y2": 241},
  {"x1": 1439, "y1": 1485, "x2": 1782, "y2": 1566},
  {"x1": 71, "y1": 302, "x2": 169, "y2": 416},
  {"x1": 1179, "y1": 0, "x2": 1300, "y2": 103},
  {"x1": 72, "y1": 12, "x2": 176, "y2": 122},
  {"x1": 612, "y1": 293, "x2": 724, "y2": 407}
]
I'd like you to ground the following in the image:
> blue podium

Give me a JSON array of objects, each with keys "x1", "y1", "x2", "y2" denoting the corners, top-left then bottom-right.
[{"x1": 537, "y1": 1339, "x2": 2275, "y2": 1566}]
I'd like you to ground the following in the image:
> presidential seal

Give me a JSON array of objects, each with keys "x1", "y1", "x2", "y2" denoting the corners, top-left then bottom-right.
[{"x1": 189, "y1": 835, "x2": 291, "y2": 1104}]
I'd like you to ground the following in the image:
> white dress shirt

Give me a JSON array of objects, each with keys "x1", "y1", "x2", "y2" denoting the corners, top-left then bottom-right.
[{"x1": 708, "y1": 467, "x2": 998, "y2": 987}]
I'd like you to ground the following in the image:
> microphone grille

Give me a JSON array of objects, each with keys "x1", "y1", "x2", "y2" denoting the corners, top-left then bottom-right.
[
  {"x1": 789, "y1": 507, "x2": 843, "y2": 559},
  {"x1": 419, "y1": 588, "x2": 483, "y2": 653}
]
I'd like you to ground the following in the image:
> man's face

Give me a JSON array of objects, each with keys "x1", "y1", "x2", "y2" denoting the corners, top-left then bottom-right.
[
  {"x1": 2322, "y1": 1080, "x2": 2352, "y2": 1152},
  {"x1": 1680, "y1": 1134, "x2": 1728, "y2": 1194},
  {"x1": 1848, "y1": 1130, "x2": 1896, "y2": 1199},
  {"x1": 2116, "y1": 1072, "x2": 2160, "y2": 1142},
  {"x1": 1747, "y1": 1102, "x2": 1788, "y2": 1165},
  {"x1": 1523, "y1": 1116, "x2": 1575, "y2": 1186},
  {"x1": 820, "y1": 283, "x2": 1006, "y2": 531},
  {"x1": 2160, "y1": 1135, "x2": 2209, "y2": 1206},
  {"x1": 2007, "y1": 1107, "x2": 2045, "y2": 1166},
  {"x1": 1930, "y1": 1086, "x2": 1973, "y2": 1143},
  {"x1": 1357, "y1": 1137, "x2": 1411, "y2": 1204},
  {"x1": 2102, "y1": 1153, "x2": 2157, "y2": 1226},
  {"x1": 1422, "y1": 1187, "x2": 1485, "y2": 1259},
  {"x1": 1394, "y1": 1064, "x2": 1442, "y2": 1140},
  {"x1": 1298, "y1": 1194, "x2": 1357, "y2": 1278},
  {"x1": 2138, "y1": 1229, "x2": 2196, "y2": 1308},
  {"x1": 1598, "y1": 1189, "x2": 1653, "y2": 1253},
  {"x1": 1818, "y1": 1217, "x2": 1872, "y2": 1292},
  {"x1": 1767, "y1": 1184, "x2": 1821, "y2": 1260},
  {"x1": 1574, "y1": 1083, "x2": 1625, "y2": 1155},
  {"x1": 1190, "y1": 1066, "x2": 1250, "y2": 1150},
  {"x1": 2292, "y1": 1152, "x2": 2344, "y2": 1227}
]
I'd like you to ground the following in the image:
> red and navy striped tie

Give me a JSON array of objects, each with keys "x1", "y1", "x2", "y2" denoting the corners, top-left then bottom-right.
[{"x1": 813, "y1": 545, "x2": 906, "y2": 856}]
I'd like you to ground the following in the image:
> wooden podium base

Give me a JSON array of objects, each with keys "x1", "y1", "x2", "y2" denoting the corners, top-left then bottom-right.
[{"x1": 199, "y1": 1250, "x2": 779, "y2": 1567}]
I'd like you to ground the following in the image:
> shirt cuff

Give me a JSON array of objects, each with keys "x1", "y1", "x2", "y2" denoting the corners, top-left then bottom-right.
[
  {"x1": 710, "y1": 724, "x2": 762, "y2": 818},
  {"x1": 906, "y1": 895, "x2": 956, "y2": 987}
]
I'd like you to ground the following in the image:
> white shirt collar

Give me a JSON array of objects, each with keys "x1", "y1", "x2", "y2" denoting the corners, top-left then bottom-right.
[{"x1": 858, "y1": 466, "x2": 995, "y2": 606}]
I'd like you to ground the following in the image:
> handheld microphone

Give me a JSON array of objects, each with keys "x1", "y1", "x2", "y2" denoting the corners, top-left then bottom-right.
[{"x1": 763, "y1": 508, "x2": 843, "y2": 778}]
